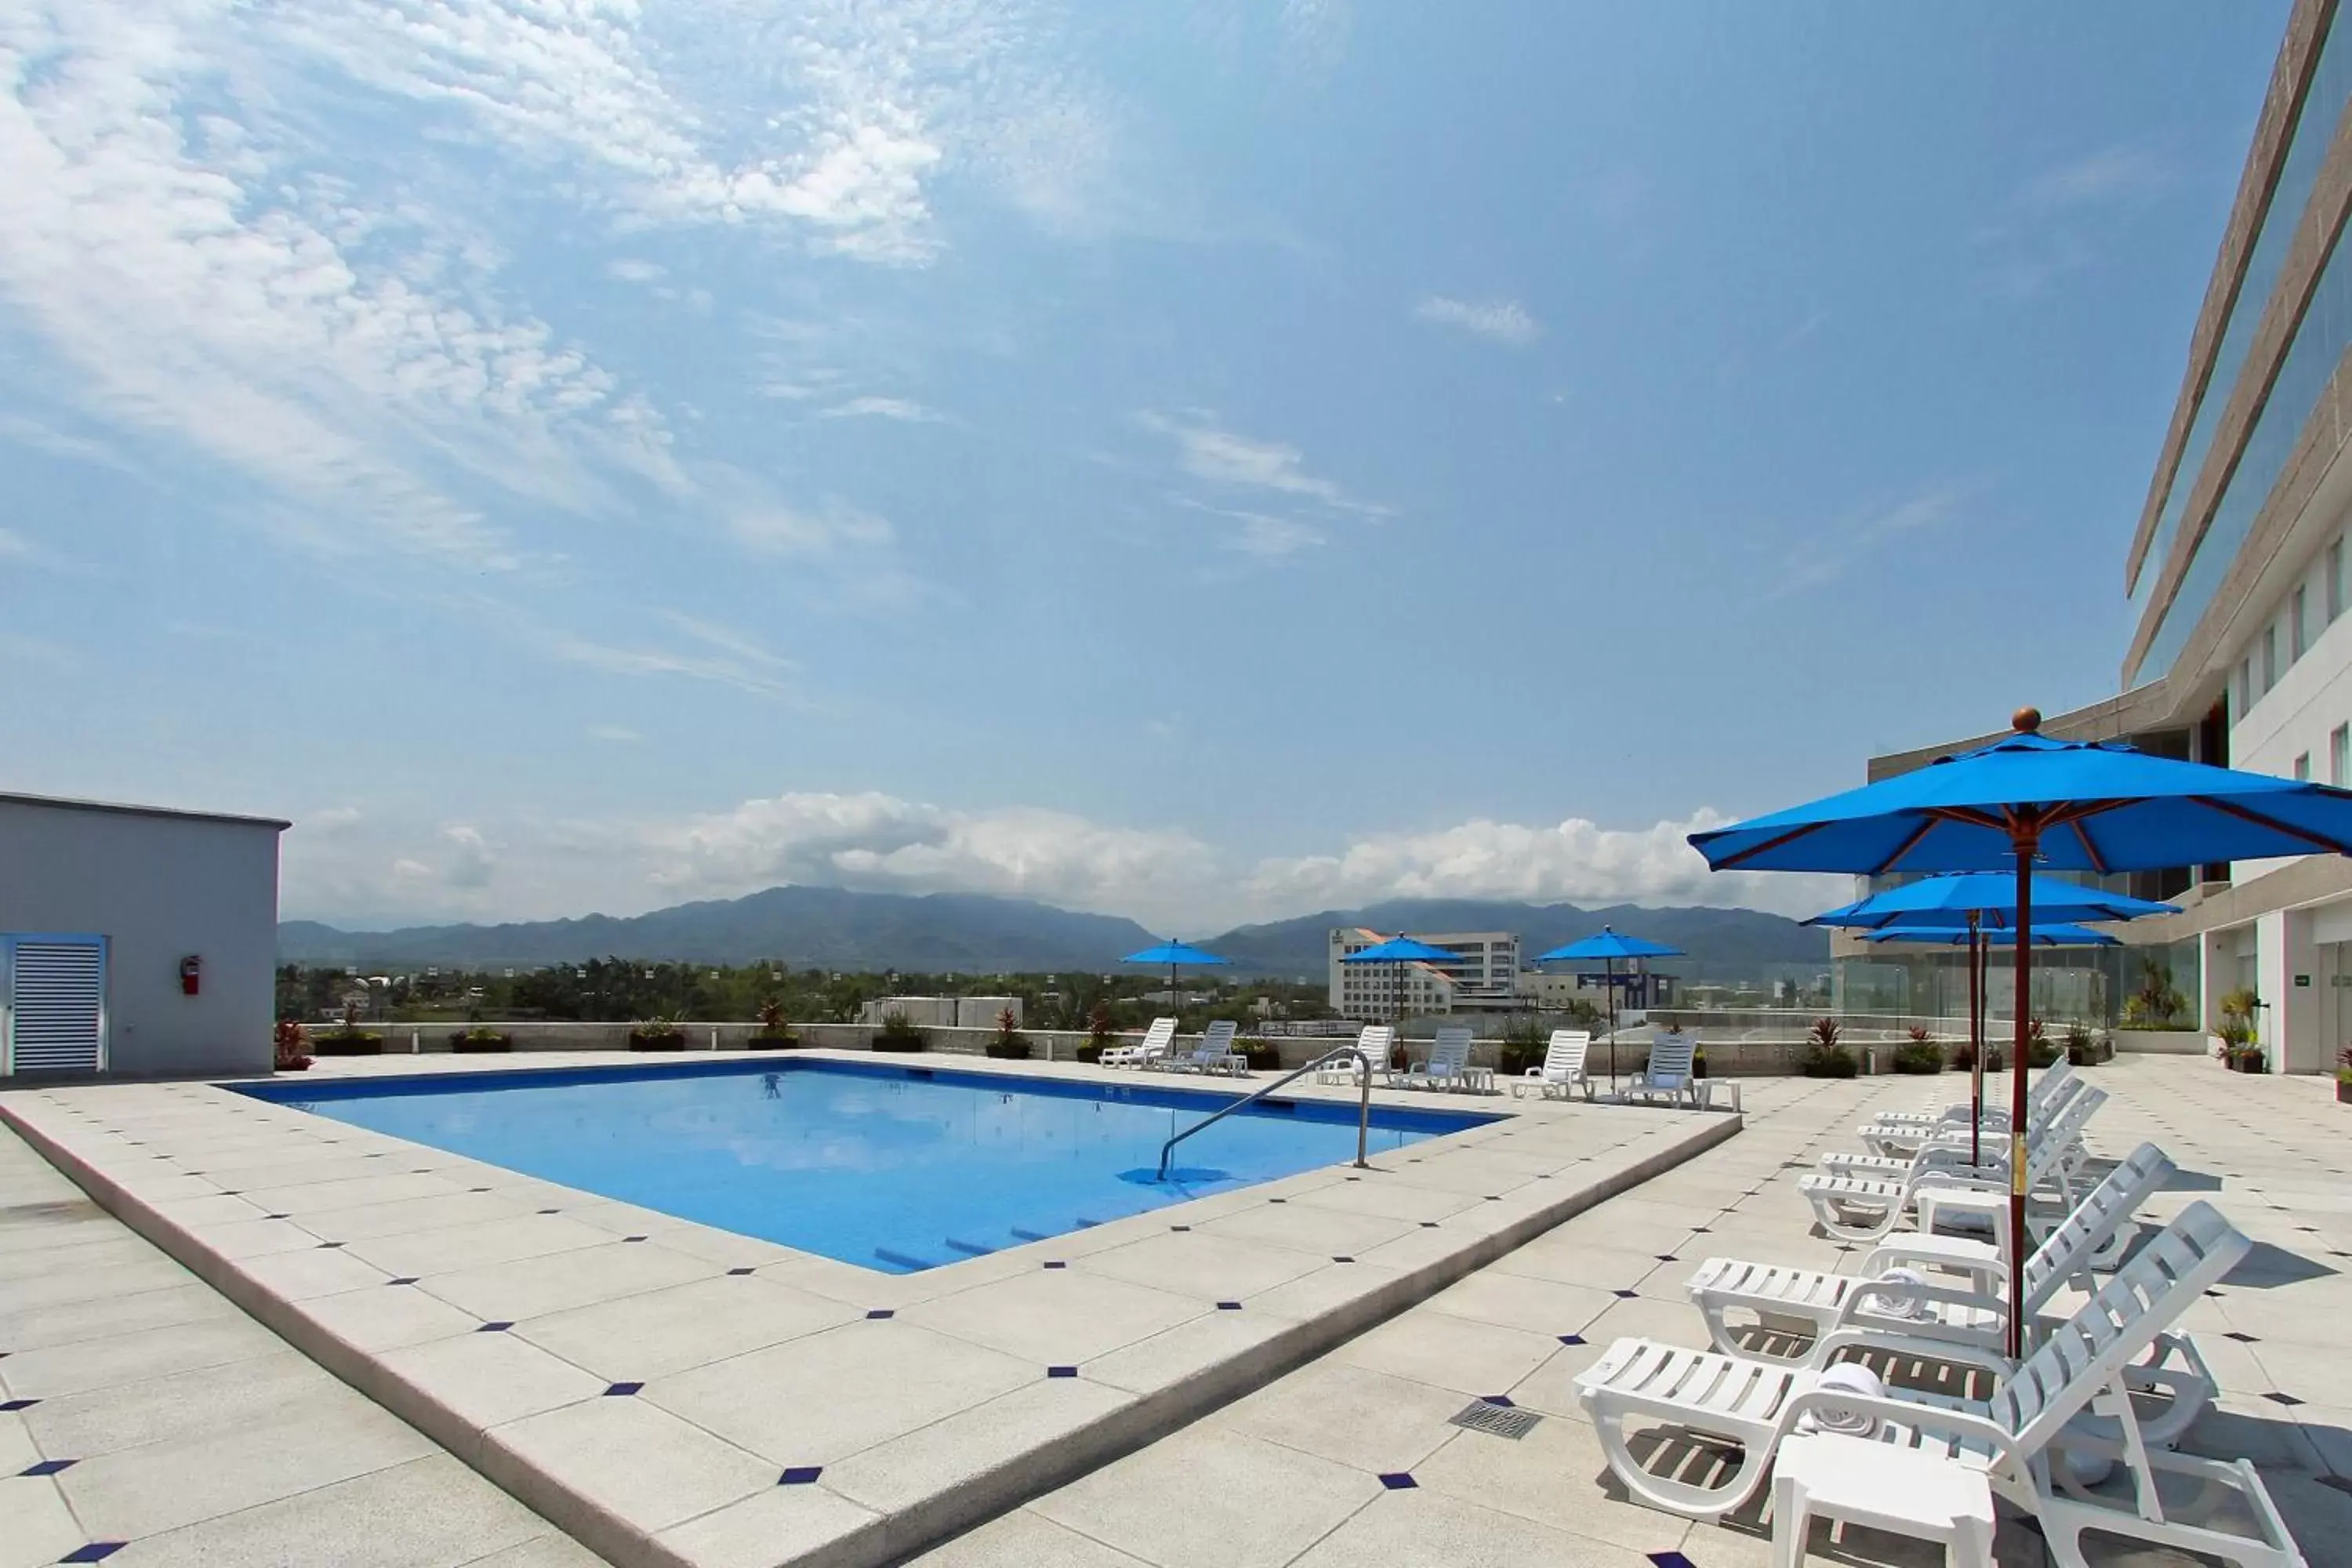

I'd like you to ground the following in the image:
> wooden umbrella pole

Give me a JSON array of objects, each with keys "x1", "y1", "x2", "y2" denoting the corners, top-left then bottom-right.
[
  {"x1": 2008, "y1": 837, "x2": 2035, "y2": 1362},
  {"x1": 1968, "y1": 909, "x2": 1983, "y2": 1169}
]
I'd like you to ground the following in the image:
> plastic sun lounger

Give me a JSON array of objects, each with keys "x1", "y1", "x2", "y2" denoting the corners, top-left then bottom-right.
[
  {"x1": 1388, "y1": 1026, "x2": 1482, "y2": 1092},
  {"x1": 1857, "y1": 1064, "x2": 2086, "y2": 1159},
  {"x1": 1820, "y1": 1082, "x2": 2103, "y2": 1181},
  {"x1": 1686, "y1": 1142, "x2": 2176, "y2": 1368},
  {"x1": 1621, "y1": 1032, "x2": 1697, "y2": 1107},
  {"x1": 1316, "y1": 1025, "x2": 1393, "y2": 1085},
  {"x1": 1865, "y1": 1058, "x2": 2074, "y2": 1127},
  {"x1": 1101, "y1": 1016, "x2": 1177, "y2": 1069},
  {"x1": 1512, "y1": 1029, "x2": 1595, "y2": 1101},
  {"x1": 1796, "y1": 1080, "x2": 2103, "y2": 1243},
  {"x1": 1573, "y1": 1202, "x2": 2248, "y2": 1530},
  {"x1": 1163, "y1": 1019, "x2": 1245, "y2": 1076}
]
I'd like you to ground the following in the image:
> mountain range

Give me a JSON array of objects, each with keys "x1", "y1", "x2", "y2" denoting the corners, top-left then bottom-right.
[{"x1": 278, "y1": 887, "x2": 1828, "y2": 975}]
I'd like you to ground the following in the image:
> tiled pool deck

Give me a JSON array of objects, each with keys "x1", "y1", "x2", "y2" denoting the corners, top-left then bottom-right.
[{"x1": 0, "y1": 1050, "x2": 1734, "y2": 1568}]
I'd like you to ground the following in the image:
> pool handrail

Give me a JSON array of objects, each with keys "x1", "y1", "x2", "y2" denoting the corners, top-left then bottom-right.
[{"x1": 1156, "y1": 1044, "x2": 1374, "y2": 1181}]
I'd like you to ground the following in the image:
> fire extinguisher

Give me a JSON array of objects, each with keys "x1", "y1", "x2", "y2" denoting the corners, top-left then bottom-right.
[{"x1": 180, "y1": 955, "x2": 201, "y2": 996}]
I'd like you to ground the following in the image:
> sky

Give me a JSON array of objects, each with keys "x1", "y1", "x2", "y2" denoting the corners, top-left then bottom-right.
[{"x1": 0, "y1": 0, "x2": 2294, "y2": 934}]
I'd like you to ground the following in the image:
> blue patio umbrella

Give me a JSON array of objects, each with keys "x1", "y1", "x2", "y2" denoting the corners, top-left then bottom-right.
[
  {"x1": 1692, "y1": 706, "x2": 2352, "y2": 1355},
  {"x1": 1859, "y1": 922, "x2": 2119, "y2": 947},
  {"x1": 1120, "y1": 941, "x2": 1231, "y2": 1020},
  {"x1": 1810, "y1": 874, "x2": 2177, "y2": 1161},
  {"x1": 1532, "y1": 927, "x2": 1686, "y2": 1090},
  {"x1": 1340, "y1": 935, "x2": 1462, "y2": 1030}
]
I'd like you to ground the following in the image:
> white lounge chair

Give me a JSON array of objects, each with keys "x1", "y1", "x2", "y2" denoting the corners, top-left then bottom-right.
[
  {"x1": 1102, "y1": 1016, "x2": 1177, "y2": 1069},
  {"x1": 1315, "y1": 1025, "x2": 1394, "y2": 1085},
  {"x1": 1164, "y1": 1019, "x2": 1245, "y2": 1075},
  {"x1": 1388, "y1": 1025, "x2": 1483, "y2": 1092},
  {"x1": 1864, "y1": 1057, "x2": 2074, "y2": 1129},
  {"x1": 1819, "y1": 1083, "x2": 2104, "y2": 1182},
  {"x1": 1512, "y1": 1029, "x2": 1595, "y2": 1101},
  {"x1": 1796, "y1": 1075, "x2": 2103, "y2": 1243},
  {"x1": 1686, "y1": 1142, "x2": 2176, "y2": 1368},
  {"x1": 1573, "y1": 1201, "x2": 2249, "y2": 1530},
  {"x1": 1621, "y1": 1030, "x2": 1697, "y2": 1107},
  {"x1": 1857, "y1": 1061, "x2": 2085, "y2": 1158}
]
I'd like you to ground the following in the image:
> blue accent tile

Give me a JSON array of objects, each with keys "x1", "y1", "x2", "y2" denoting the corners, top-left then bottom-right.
[
  {"x1": 470, "y1": 1187, "x2": 492, "y2": 1193},
  {"x1": 266, "y1": 1214, "x2": 289, "y2": 1221},
  {"x1": 1168, "y1": 1225, "x2": 1190, "y2": 1232},
  {"x1": 604, "y1": 1382, "x2": 643, "y2": 1396},
  {"x1": 1648, "y1": 1553, "x2": 1697, "y2": 1568},
  {"x1": 0, "y1": 1399, "x2": 38, "y2": 1412},
  {"x1": 866, "y1": 1309, "x2": 894, "y2": 1320},
  {"x1": 317, "y1": 1241, "x2": 346, "y2": 1250},
  {"x1": 1419, "y1": 1221, "x2": 1440, "y2": 1229},
  {"x1": 479, "y1": 1322, "x2": 514, "y2": 1333},
  {"x1": 622, "y1": 1236, "x2": 648, "y2": 1243},
  {"x1": 539, "y1": 1208, "x2": 561, "y2": 1214},
  {"x1": 1268, "y1": 1198, "x2": 1287, "y2": 1205},
  {"x1": 2265, "y1": 1392, "x2": 2305, "y2": 1406},
  {"x1": 728, "y1": 1267, "x2": 756, "y2": 1276},
  {"x1": 1047, "y1": 1366, "x2": 1079, "y2": 1378},
  {"x1": 778, "y1": 1466, "x2": 824, "y2": 1485},
  {"x1": 1377, "y1": 1472, "x2": 1416, "y2": 1490},
  {"x1": 1558, "y1": 1334, "x2": 1586, "y2": 1346},
  {"x1": 2224, "y1": 1332, "x2": 2259, "y2": 1344},
  {"x1": 387, "y1": 1278, "x2": 419, "y2": 1287},
  {"x1": 1486, "y1": 1196, "x2": 1502, "y2": 1202},
  {"x1": 1216, "y1": 1301, "x2": 1242, "y2": 1311},
  {"x1": 1480, "y1": 1395, "x2": 1515, "y2": 1407},
  {"x1": 62, "y1": 1546, "x2": 126, "y2": 1563},
  {"x1": 1332, "y1": 1256, "x2": 1356, "y2": 1265},
  {"x1": 1613, "y1": 1290, "x2": 1638, "y2": 1299},
  {"x1": 1654, "y1": 1254, "x2": 1677, "y2": 1263},
  {"x1": 20, "y1": 1457, "x2": 75, "y2": 1475},
  {"x1": 1043, "y1": 1261, "x2": 1067, "y2": 1270}
]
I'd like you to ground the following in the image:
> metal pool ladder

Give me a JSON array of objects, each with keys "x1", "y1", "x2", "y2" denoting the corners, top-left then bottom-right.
[{"x1": 1156, "y1": 1045, "x2": 1376, "y2": 1181}]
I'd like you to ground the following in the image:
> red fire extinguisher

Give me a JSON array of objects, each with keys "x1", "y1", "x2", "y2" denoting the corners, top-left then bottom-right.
[{"x1": 180, "y1": 955, "x2": 201, "y2": 996}]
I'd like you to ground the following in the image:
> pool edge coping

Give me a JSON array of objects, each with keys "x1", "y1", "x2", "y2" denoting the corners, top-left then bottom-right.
[{"x1": 1, "y1": 1073, "x2": 1740, "y2": 1568}]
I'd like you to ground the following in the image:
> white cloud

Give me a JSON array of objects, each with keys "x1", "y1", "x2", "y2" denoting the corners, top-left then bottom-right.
[
  {"x1": 0, "y1": 412, "x2": 123, "y2": 469},
  {"x1": 1135, "y1": 410, "x2": 1386, "y2": 516},
  {"x1": 1414, "y1": 296, "x2": 1540, "y2": 347},
  {"x1": 1221, "y1": 512, "x2": 1323, "y2": 559},
  {"x1": 1247, "y1": 811, "x2": 1849, "y2": 921},
  {"x1": 818, "y1": 396, "x2": 938, "y2": 421},
  {"x1": 588, "y1": 724, "x2": 641, "y2": 743},
  {"x1": 1769, "y1": 483, "x2": 1965, "y2": 598},
  {"x1": 280, "y1": 789, "x2": 1842, "y2": 932},
  {"x1": 728, "y1": 500, "x2": 896, "y2": 559},
  {"x1": 606, "y1": 259, "x2": 665, "y2": 284},
  {"x1": 0, "y1": 528, "x2": 34, "y2": 561}
]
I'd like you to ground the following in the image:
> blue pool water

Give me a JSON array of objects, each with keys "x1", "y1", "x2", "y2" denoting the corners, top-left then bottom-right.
[{"x1": 237, "y1": 1059, "x2": 1497, "y2": 1272}]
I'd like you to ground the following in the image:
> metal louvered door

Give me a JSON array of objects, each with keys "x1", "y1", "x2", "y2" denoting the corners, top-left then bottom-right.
[{"x1": 3, "y1": 936, "x2": 107, "y2": 1075}]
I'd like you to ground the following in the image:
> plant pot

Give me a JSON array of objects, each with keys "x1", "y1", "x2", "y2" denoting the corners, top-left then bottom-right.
[
  {"x1": 452, "y1": 1033, "x2": 513, "y2": 1054},
  {"x1": 1075, "y1": 1044, "x2": 1105, "y2": 1064},
  {"x1": 2336, "y1": 1077, "x2": 2351, "y2": 1103},
  {"x1": 746, "y1": 1035, "x2": 800, "y2": 1051},
  {"x1": 629, "y1": 1032, "x2": 686, "y2": 1051},
  {"x1": 984, "y1": 1040, "x2": 1033, "y2": 1060},
  {"x1": 312, "y1": 1033, "x2": 383, "y2": 1056},
  {"x1": 274, "y1": 1057, "x2": 313, "y2": 1073},
  {"x1": 1241, "y1": 1044, "x2": 1281, "y2": 1072},
  {"x1": 872, "y1": 1035, "x2": 924, "y2": 1052}
]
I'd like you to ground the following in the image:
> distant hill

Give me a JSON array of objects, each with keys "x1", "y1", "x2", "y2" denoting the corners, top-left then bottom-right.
[
  {"x1": 1202, "y1": 898, "x2": 1828, "y2": 979},
  {"x1": 278, "y1": 886, "x2": 1160, "y2": 974}
]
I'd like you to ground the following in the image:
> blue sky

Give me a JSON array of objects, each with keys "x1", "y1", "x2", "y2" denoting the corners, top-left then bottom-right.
[{"x1": 0, "y1": 1, "x2": 2290, "y2": 931}]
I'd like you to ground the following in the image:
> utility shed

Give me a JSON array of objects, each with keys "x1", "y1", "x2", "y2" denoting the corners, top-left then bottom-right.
[{"x1": 0, "y1": 792, "x2": 288, "y2": 1077}]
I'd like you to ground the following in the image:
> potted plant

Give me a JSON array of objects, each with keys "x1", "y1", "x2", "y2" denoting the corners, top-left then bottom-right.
[
  {"x1": 1802, "y1": 1016, "x2": 1857, "y2": 1079},
  {"x1": 2337, "y1": 1047, "x2": 2351, "y2": 1105},
  {"x1": 314, "y1": 1002, "x2": 385, "y2": 1056},
  {"x1": 750, "y1": 997, "x2": 799, "y2": 1051},
  {"x1": 273, "y1": 1019, "x2": 313, "y2": 1073},
  {"x1": 1076, "y1": 1001, "x2": 1115, "y2": 1064},
  {"x1": 1240, "y1": 1036, "x2": 1282, "y2": 1072},
  {"x1": 2023, "y1": 1018, "x2": 2060, "y2": 1070},
  {"x1": 984, "y1": 1006, "x2": 1032, "y2": 1060},
  {"x1": 872, "y1": 1008, "x2": 925, "y2": 1053},
  {"x1": 630, "y1": 1015, "x2": 687, "y2": 1051},
  {"x1": 449, "y1": 1025, "x2": 513, "y2": 1053},
  {"x1": 1497, "y1": 1014, "x2": 1547, "y2": 1078},
  {"x1": 1893, "y1": 1025, "x2": 1943, "y2": 1075},
  {"x1": 2063, "y1": 1022, "x2": 2096, "y2": 1067}
]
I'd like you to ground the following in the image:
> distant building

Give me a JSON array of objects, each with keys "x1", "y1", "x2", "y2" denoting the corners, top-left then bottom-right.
[
  {"x1": 1328, "y1": 928, "x2": 1519, "y2": 1018},
  {"x1": 857, "y1": 995, "x2": 1021, "y2": 1029}
]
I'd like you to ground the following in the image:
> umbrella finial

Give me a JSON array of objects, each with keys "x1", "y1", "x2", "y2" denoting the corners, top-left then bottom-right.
[{"x1": 2012, "y1": 706, "x2": 2042, "y2": 734}]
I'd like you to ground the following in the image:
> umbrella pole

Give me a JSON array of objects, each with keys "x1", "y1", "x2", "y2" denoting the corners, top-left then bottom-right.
[
  {"x1": 2008, "y1": 841, "x2": 2035, "y2": 1362},
  {"x1": 1969, "y1": 912, "x2": 1983, "y2": 1168},
  {"x1": 1606, "y1": 956, "x2": 1617, "y2": 1092}
]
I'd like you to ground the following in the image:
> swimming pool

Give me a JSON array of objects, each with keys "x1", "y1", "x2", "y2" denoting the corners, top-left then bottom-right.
[{"x1": 238, "y1": 1058, "x2": 1499, "y2": 1272}]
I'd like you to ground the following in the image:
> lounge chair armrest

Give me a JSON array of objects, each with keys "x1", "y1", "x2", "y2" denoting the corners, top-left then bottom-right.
[
  {"x1": 1781, "y1": 1389, "x2": 2017, "y2": 1459},
  {"x1": 1835, "y1": 1277, "x2": 2005, "y2": 1329},
  {"x1": 1861, "y1": 1237, "x2": 2001, "y2": 1281}
]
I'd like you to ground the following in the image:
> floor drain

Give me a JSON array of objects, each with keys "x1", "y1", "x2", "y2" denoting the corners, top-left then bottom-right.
[{"x1": 1449, "y1": 1402, "x2": 1542, "y2": 1440}]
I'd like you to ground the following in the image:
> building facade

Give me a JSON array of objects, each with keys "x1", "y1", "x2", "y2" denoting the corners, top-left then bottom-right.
[
  {"x1": 0, "y1": 793, "x2": 287, "y2": 1077},
  {"x1": 1855, "y1": 0, "x2": 2352, "y2": 1072},
  {"x1": 1327, "y1": 928, "x2": 1520, "y2": 1018}
]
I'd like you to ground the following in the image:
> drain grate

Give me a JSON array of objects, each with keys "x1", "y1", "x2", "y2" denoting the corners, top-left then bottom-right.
[{"x1": 1449, "y1": 1401, "x2": 1542, "y2": 1440}]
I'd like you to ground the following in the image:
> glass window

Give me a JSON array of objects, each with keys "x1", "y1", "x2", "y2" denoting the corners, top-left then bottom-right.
[
  {"x1": 2294, "y1": 753, "x2": 2311, "y2": 782},
  {"x1": 2332, "y1": 724, "x2": 2349, "y2": 786},
  {"x1": 2294, "y1": 583, "x2": 2309, "y2": 658},
  {"x1": 2237, "y1": 657, "x2": 2253, "y2": 717},
  {"x1": 2263, "y1": 623, "x2": 2278, "y2": 691},
  {"x1": 2332, "y1": 538, "x2": 2346, "y2": 622}
]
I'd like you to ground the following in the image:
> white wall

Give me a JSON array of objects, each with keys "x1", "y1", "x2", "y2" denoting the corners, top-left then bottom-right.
[{"x1": 0, "y1": 801, "x2": 281, "y2": 1076}]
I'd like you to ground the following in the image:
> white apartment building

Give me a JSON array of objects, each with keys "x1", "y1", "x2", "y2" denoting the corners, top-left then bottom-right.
[{"x1": 1327, "y1": 928, "x2": 1519, "y2": 1018}]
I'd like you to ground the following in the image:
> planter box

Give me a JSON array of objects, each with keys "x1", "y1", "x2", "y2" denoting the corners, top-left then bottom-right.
[
  {"x1": 451, "y1": 1034, "x2": 513, "y2": 1054},
  {"x1": 746, "y1": 1035, "x2": 800, "y2": 1051},
  {"x1": 983, "y1": 1040, "x2": 1033, "y2": 1061},
  {"x1": 2338, "y1": 1079, "x2": 2351, "y2": 1104},
  {"x1": 872, "y1": 1036, "x2": 925, "y2": 1052},
  {"x1": 629, "y1": 1033, "x2": 687, "y2": 1052},
  {"x1": 312, "y1": 1034, "x2": 384, "y2": 1057}
]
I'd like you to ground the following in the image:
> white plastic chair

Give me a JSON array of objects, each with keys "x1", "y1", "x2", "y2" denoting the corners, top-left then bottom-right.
[
  {"x1": 1512, "y1": 1029, "x2": 1594, "y2": 1101},
  {"x1": 1797, "y1": 1077, "x2": 2103, "y2": 1242},
  {"x1": 1820, "y1": 1080, "x2": 2103, "y2": 1181},
  {"x1": 1315, "y1": 1025, "x2": 1393, "y2": 1085},
  {"x1": 1388, "y1": 1025, "x2": 1475, "y2": 1091},
  {"x1": 1165, "y1": 1019, "x2": 1244, "y2": 1075},
  {"x1": 1622, "y1": 1030, "x2": 1697, "y2": 1106},
  {"x1": 1102, "y1": 1016, "x2": 1176, "y2": 1069}
]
